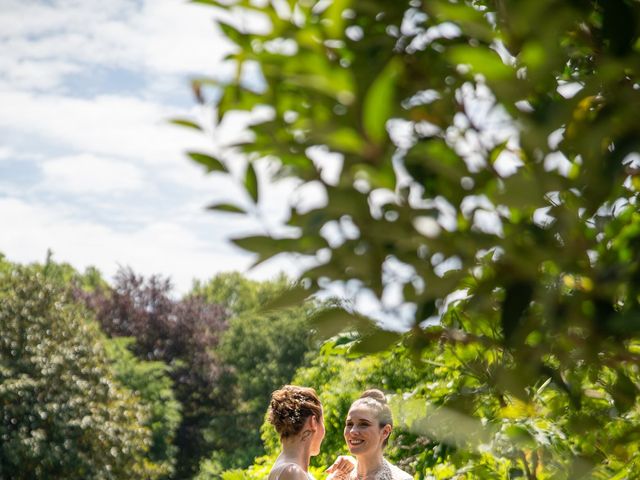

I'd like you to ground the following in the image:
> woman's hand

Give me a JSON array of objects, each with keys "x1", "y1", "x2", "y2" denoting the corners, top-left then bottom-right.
[{"x1": 326, "y1": 455, "x2": 356, "y2": 479}]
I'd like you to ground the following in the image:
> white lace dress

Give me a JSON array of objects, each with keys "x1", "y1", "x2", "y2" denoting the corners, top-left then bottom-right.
[{"x1": 346, "y1": 459, "x2": 412, "y2": 480}]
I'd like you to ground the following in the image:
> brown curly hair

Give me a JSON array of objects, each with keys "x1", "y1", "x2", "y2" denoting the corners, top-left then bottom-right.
[{"x1": 268, "y1": 385, "x2": 322, "y2": 438}]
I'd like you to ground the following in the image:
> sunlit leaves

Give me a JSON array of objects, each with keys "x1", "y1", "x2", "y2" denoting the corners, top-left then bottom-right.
[
  {"x1": 309, "y1": 306, "x2": 370, "y2": 339},
  {"x1": 0, "y1": 267, "x2": 156, "y2": 479},
  {"x1": 260, "y1": 283, "x2": 316, "y2": 311},
  {"x1": 182, "y1": 0, "x2": 640, "y2": 476},
  {"x1": 363, "y1": 58, "x2": 402, "y2": 145},
  {"x1": 448, "y1": 45, "x2": 514, "y2": 81}
]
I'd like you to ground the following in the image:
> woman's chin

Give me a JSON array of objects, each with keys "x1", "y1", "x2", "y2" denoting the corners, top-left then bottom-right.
[{"x1": 346, "y1": 445, "x2": 363, "y2": 455}]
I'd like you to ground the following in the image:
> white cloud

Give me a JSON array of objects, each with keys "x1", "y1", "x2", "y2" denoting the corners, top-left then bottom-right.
[
  {"x1": 0, "y1": 0, "x2": 294, "y2": 290},
  {"x1": 40, "y1": 153, "x2": 145, "y2": 194},
  {"x1": 0, "y1": 89, "x2": 209, "y2": 167},
  {"x1": 0, "y1": 146, "x2": 12, "y2": 161},
  {"x1": 0, "y1": 0, "x2": 231, "y2": 93},
  {"x1": 0, "y1": 196, "x2": 275, "y2": 293},
  {"x1": 0, "y1": 57, "x2": 81, "y2": 90}
]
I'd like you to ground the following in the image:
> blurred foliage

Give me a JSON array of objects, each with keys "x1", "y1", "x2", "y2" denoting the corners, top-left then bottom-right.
[
  {"x1": 186, "y1": 0, "x2": 640, "y2": 477},
  {"x1": 0, "y1": 265, "x2": 160, "y2": 479}
]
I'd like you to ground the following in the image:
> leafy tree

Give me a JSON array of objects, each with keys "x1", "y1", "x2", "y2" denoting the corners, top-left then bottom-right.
[
  {"x1": 194, "y1": 273, "x2": 318, "y2": 474},
  {"x1": 190, "y1": 271, "x2": 289, "y2": 317},
  {"x1": 80, "y1": 267, "x2": 228, "y2": 479},
  {"x1": 185, "y1": 0, "x2": 640, "y2": 477},
  {"x1": 0, "y1": 252, "x2": 11, "y2": 275},
  {"x1": 0, "y1": 250, "x2": 107, "y2": 292},
  {"x1": 105, "y1": 337, "x2": 182, "y2": 479},
  {"x1": 0, "y1": 266, "x2": 157, "y2": 479}
]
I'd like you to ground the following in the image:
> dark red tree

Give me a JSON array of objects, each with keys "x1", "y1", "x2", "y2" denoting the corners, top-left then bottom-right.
[{"x1": 77, "y1": 267, "x2": 229, "y2": 479}]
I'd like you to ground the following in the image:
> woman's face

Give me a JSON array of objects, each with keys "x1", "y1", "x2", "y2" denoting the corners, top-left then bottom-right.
[
  {"x1": 310, "y1": 409, "x2": 326, "y2": 456},
  {"x1": 343, "y1": 405, "x2": 389, "y2": 457}
]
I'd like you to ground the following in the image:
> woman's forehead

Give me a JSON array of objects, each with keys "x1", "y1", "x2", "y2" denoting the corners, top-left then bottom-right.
[{"x1": 346, "y1": 406, "x2": 377, "y2": 421}]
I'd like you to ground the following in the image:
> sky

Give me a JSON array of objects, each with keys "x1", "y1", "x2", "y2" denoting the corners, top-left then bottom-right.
[
  {"x1": 0, "y1": 0, "x2": 299, "y2": 294},
  {"x1": 0, "y1": 0, "x2": 543, "y2": 328}
]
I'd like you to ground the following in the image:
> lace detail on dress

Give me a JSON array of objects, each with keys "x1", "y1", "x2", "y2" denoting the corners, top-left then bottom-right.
[{"x1": 347, "y1": 459, "x2": 397, "y2": 480}]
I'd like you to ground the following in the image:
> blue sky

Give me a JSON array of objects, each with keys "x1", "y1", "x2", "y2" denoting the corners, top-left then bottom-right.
[
  {"x1": 0, "y1": 0, "x2": 296, "y2": 293},
  {"x1": 0, "y1": 0, "x2": 531, "y2": 327}
]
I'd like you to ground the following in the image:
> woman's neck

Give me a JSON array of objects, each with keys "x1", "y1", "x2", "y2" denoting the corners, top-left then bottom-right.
[
  {"x1": 279, "y1": 437, "x2": 311, "y2": 472},
  {"x1": 355, "y1": 451, "x2": 384, "y2": 478}
]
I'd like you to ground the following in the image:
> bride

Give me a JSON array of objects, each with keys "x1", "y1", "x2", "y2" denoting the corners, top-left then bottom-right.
[
  {"x1": 267, "y1": 385, "x2": 353, "y2": 480},
  {"x1": 327, "y1": 389, "x2": 412, "y2": 480}
]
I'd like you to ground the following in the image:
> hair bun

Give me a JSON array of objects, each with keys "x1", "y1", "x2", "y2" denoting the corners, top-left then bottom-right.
[
  {"x1": 359, "y1": 388, "x2": 387, "y2": 404},
  {"x1": 268, "y1": 385, "x2": 322, "y2": 438}
]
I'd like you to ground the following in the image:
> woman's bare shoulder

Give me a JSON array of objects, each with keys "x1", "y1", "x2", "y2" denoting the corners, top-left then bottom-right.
[{"x1": 270, "y1": 463, "x2": 309, "y2": 480}]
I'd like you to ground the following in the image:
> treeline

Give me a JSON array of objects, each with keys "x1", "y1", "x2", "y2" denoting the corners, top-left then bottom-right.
[
  {"x1": 0, "y1": 252, "x2": 318, "y2": 479},
  {"x1": 5, "y1": 250, "x2": 640, "y2": 479}
]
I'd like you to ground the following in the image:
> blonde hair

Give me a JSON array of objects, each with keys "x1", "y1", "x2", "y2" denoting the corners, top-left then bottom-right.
[{"x1": 268, "y1": 385, "x2": 322, "y2": 438}]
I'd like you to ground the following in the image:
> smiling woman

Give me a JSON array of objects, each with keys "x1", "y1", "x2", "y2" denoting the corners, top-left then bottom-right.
[{"x1": 328, "y1": 390, "x2": 412, "y2": 480}]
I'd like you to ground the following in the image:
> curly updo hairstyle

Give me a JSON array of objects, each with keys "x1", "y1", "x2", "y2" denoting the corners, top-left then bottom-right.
[
  {"x1": 268, "y1": 385, "x2": 322, "y2": 438},
  {"x1": 351, "y1": 389, "x2": 393, "y2": 446}
]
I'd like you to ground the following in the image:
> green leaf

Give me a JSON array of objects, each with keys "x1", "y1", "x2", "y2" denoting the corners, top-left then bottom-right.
[
  {"x1": 447, "y1": 45, "x2": 513, "y2": 81},
  {"x1": 489, "y1": 140, "x2": 509, "y2": 165},
  {"x1": 261, "y1": 283, "x2": 316, "y2": 311},
  {"x1": 362, "y1": 57, "x2": 402, "y2": 144},
  {"x1": 231, "y1": 234, "x2": 281, "y2": 259},
  {"x1": 218, "y1": 20, "x2": 248, "y2": 47},
  {"x1": 309, "y1": 307, "x2": 370, "y2": 339},
  {"x1": 323, "y1": 128, "x2": 365, "y2": 154},
  {"x1": 190, "y1": 0, "x2": 220, "y2": 5},
  {"x1": 169, "y1": 118, "x2": 202, "y2": 131},
  {"x1": 231, "y1": 234, "x2": 324, "y2": 267},
  {"x1": 350, "y1": 329, "x2": 401, "y2": 354},
  {"x1": 501, "y1": 280, "x2": 534, "y2": 343},
  {"x1": 504, "y1": 424, "x2": 535, "y2": 448},
  {"x1": 206, "y1": 203, "x2": 246, "y2": 214},
  {"x1": 430, "y1": 2, "x2": 494, "y2": 42},
  {"x1": 245, "y1": 162, "x2": 259, "y2": 203},
  {"x1": 323, "y1": 0, "x2": 351, "y2": 39},
  {"x1": 611, "y1": 370, "x2": 638, "y2": 414},
  {"x1": 187, "y1": 152, "x2": 227, "y2": 173}
]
